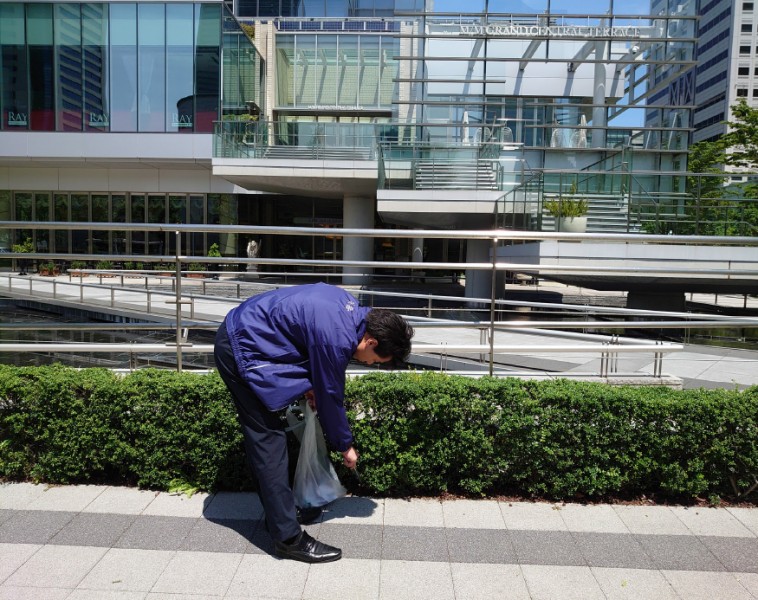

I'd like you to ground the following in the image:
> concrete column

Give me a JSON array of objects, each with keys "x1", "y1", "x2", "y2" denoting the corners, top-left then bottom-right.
[
  {"x1": 342, "y1": 195, "x2": 374, "y2": 285},
  {"x1": 592, "y1": 39, "x2": 609, "y2": 149},
  {"x1": 465, "y1": 239, "x2": 492, "y2": 302}
]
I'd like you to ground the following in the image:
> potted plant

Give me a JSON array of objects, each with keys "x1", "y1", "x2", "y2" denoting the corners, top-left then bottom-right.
[
  {"x1": 187, "y1": 262, "x2": 207, "y2": 278},
  {"x1": 95, "y1": 259, "x2": 113, "y2": 277},
  {"x1": 38, "y1": 261, "x2": 58, "y2": 276},
  {"x1": 69, "y1": 260, "x2": 88, "y2": 277},
  {"x1": 544, "y1": 181, "x2": 589, "y2": 233},
  {"x1": 207, "y1": 242, "x2": 223, "y2": 276},
  {"x1": 12, "y1": 237, "x2": 33, "y2": 275}
]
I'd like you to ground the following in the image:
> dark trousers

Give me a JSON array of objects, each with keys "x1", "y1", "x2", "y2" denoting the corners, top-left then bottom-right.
[{"x1": 214, "y1": 321, "x2": 300, "y2": 542}]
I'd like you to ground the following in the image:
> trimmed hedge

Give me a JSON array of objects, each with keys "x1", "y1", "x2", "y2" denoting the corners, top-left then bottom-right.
[{"x1": 0, "y1": 366, "x2": 756, "y2": 503}]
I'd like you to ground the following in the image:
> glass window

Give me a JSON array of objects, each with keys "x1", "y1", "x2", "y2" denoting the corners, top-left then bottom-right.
[
  {"x1": 358, "y1": 36, "x2": 380, "y2": 108},
  {"x1": 295, "y1": 36, "x2": 316, "y2": 106},
  {"x1": 300, "y1": 0, "x2": 325, "y2": 16},
  {"x1": 55, "y1": 4, "x2": 83, "y2": 131},
  {"x1": 147, "y1": 194, "x2": 165, "y2": 254},
  {"x1": 27, "y1": 3, "x2": 55, "y2": 131},
  {"x1": 315, "y1": 35, "x2": 337, "y2": 106},
  {"x1": 1, "y1": 4, "x2": 29, "y2": 131},
  {"x1": 130, "y1": 193, "x2": 145, "y2": 254},
  {"x1": 742, "y1": 23, "x2": 753, "y2": 33},
  {"x1": 744, "y1": 2, "x2": 754, "y2": 10},
  {"x1": 195, "y1": 4, "x2": 221, "y2": 132},
  {"x1": 741, "y1": 45, "x2": 751, "y2": 54},
  {"x1": 112, "y1": 194, "x2": 126, "y2": 255},
  {"x1": 337, "y1": 36, "x2": 358, "y2": 106},
  {"x1": 276, "y1": 35, "x2": 295, "y2": 107},
  {"x1": 326, "y1": 0, "x2": 349, "y2": 16},
  {"x1": 53, "y1": 194, "x2": 70, "y2": 252},
  {"x1": 70, "y1": 193, "x2": 89, "y2": 253},
  {"x1": 138, "y1": 4, "x2": 166, "y2": 131},
  {"x1": 167, "y1": 4, "x2": 195, "y2": 132},
  {"x1": 737, "y1": 88, "x2": 748, "y2": 96},
  {"x1": 110, "y1": 3, "x2": 137, "y2": 131},
  {"x1": 379, "y1": 36, "x2": 398, "y2": 108},
  {"x1": 739, "y1": 67, "x2": 750, "y2": 76},
  {"x1": 189, "y1": 194, "x2": 205, "y2": 255},
  {"x1": 82, "y1": 3, "x2": 109, "y2": 131}
]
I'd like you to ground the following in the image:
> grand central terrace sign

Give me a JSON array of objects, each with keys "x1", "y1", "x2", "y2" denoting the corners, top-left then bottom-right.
[{"x1": 427, "y1": 21, "x2": 660, "y2": 40}]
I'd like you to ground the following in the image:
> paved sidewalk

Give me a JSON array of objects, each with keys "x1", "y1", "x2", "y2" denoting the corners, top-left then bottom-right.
[{"x1": 1, "y1": 483, "x2": 756, "y2": 599}]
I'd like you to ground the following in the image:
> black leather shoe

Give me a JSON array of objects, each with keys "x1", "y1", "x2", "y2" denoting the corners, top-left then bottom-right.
[
  {"x1": 274, "y1": 530, "x2": 342, "y2": 563},
  {"x1": 296, "y1": 506, "x2": 323, "y2": 525}
]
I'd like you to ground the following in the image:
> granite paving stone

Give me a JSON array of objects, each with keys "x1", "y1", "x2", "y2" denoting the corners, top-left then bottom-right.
[
  {"x1": 66, "y1": 590, "x2": 147, "y2": 600},
  {"x1": 442, "y1": 499, "x2": 505, "y2": 529},
  {"x1": 728, "y1": 507, "x2": 758, "y2": 536},
  {"x1": 150, "y1": 550, "x2": 243, "y2": 596},
  {"x1": 0, "y1": 587, "x2": 71, "y2": 600},
  {"x1": 697, "y1": 536, "x2": 758, "y2": 572},
  {"x1": 510, "y1": 530, "x2": 587, "y2": 567},
  {"x1": 445, "y1": 528, "x2": 517, "y2": 564},
  {"x1": 317, "y1": 522, "x2": 382, "y2": 560},
  {"x1": 520, "y1": 564, "x2": 605, "y2": 600},
  {"x1": 383, "y1": 498, "x2": 444, "y2": 528},
  {"x1": 590, "y1": 567, "x2": 680, "y2": 600},
  {"x1": 572, "y1": 531, "x2": 654, "y2": 569},
  {"x1": 612, "y1": 505, "x2": 691, "y2": 536},
  {"x1": 0, "y1": 483, "x2": 47, "y2": 510},
  {"x1": 320, "y1": 496, "x2": 383, "y2": 526},
  {"x1": 734, "y1": 572, "x2": 758, "y2": 596},
  {"x1": 24, "y1": 484, "x2": 105, "y2": 512},
  {"x1": 661, "y1": 570, "x2": 755, "y2": 600},
  {"x1": 633, "y1": 534, "x2": 725, "y2": 572},
  {"x1": 0, "y1": 511, "x2": 12, "y2": 527},
  {"x1": 379, "y1": 560, "x2": 455, "y2": 600},
  {"x1": 559, "y1": 503, "x2": 629, "y2": 533},
  {"x1": 202, "y1": 492, "x2": 263, "y2": 521},
  {"x1": 301, "y1": 557, "x2": 380, "y2": 600},
  {"x1": 0, "y1": 543, "x2": 40, "y2": 583},
  {"x1": 224, "y1": 553, "x2": 310, "y2": 599},
  {"x1": 449, "y1": 563, "x2": 530, "y2": 600},
  {"x1": 142, "y1": 492, "x2": 210, "y2": 518},
  {"x1": 670, "y1": 505, "x2": 755, "y2": 537},
  {"x1": 499, "y1": 501, "x2": 567, "y2": 531},
  {"x1": 82, "y1": 486, "x2": 158, "y2": 515},
  {"x1": 3, "y1": 544, "x2": 107, "y2": 589},
  {"x1": 146, "y1": 594, "x2": 223, "y2": 600},
  {"x1": 242, "y1": 521, "x2": 276, "y2": 556},
  {"x1": 76, "y1": 548, "x2": 174, "y2": 593},
  {"x1": 381, "y1": 525, "x2": 449, "y2": 562},
  {"x1": 0, "y1": 510, "x2": 75, "y2": 544},
  {"x1": 114, "y1": 515, "x2": 198, "y2": 551},
  {"x1": 179, "y1": 518, "x2": 256, "y2": 554},
  {"x1": 50, "y1": 512, "x2": 136, "y2": 547}
]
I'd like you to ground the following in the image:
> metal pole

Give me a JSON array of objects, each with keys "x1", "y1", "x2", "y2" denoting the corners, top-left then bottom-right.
[
  {"x1": 489, "y1": 237, "x2": 498, "y2": 376},
  {"x1": 175, "y1": 231, "x2": 183, "y2": 372}
]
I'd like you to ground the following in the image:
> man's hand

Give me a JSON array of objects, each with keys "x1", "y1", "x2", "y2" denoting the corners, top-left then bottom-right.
[
  {"x1": 304, "y1": 390, "x2": 316, "y2": 411},
  {"x1": 342, "y1": 446, "x2": 359, "y2": 469}
]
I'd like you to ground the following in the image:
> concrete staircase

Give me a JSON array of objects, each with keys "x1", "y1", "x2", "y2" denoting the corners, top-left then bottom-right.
[
  {"x1": 414, "y1": 160, "x2": 498, "y2": 190},
  {"x1": 539, "y1": 193, "x2": 643, "y2": 233}
]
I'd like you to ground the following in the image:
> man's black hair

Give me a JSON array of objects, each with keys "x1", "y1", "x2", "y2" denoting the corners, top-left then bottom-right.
[{"x1": 366, "y1": 309, "x2": 414, "y2": 365}]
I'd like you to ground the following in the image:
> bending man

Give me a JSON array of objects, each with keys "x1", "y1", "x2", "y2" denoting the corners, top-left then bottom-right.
[{"x1": 214, "y1": 283, "x2": 414, "y2": 563}]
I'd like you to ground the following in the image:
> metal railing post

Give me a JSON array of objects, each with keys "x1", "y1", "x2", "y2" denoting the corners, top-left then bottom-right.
[{"x1": 489, "y1": 236, "x2": 498, "y2": 376}]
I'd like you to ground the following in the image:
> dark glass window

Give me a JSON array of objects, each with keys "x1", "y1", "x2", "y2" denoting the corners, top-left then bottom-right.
[
  {"x1": 55, "y1": 3, "x2": 83, "y2": 131},
  {"x1": 739, "y1": 67, "x2": 750, "y2": 75},
  {"x1": 0, "y1": 4, "x2": 29, "y2": 130},
  {"x1": 742, "y1": 23, "x2": 753, "y2": 32},
  {"x1": 82, "y1": 3, "x2": 109, "y2": 131},
  {"x1": 54, "y1": 193, "x2": 69, "y2": 252},
  {"x1": 744, "y1": 2, "x2": 754, "y2": 10},
  {"x1": 138, "y1": 4, "x2": 166, "y2": 131},
  {"x1": 740, "y1": 45, "x2": 751, "y2": 54},
  {"x1": 27, "y1": 4, "x2": 55, "y2": 130},
  {"x1": 110, "y1": 3, "x2": 137, "y2": 131},
  {"x1": 167, "y1": 4, "x2": 195, "y2": 132},
  {"x1": 195, "y1": 4, "x2": 221, "y2": 132},
  {"x1": 737, "y1": 88, "x2": 748, "y2": 96}
]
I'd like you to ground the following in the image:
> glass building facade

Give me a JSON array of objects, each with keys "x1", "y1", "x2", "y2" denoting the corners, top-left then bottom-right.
[{"x1": 0, "y1": 2, "x2": 225, "y2": 132}]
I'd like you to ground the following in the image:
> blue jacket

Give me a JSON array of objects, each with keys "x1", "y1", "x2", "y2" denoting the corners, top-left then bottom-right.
[{"x1": 225, "y1": 283, "x2": 369, "y2": 452}]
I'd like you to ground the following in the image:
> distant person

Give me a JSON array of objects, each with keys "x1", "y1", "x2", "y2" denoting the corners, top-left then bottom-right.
[{"x1": 214, "y1": 283, "x2": 414, "y2": 563}]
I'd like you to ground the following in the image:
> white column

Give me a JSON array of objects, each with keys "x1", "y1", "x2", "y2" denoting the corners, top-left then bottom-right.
[
  {"x1": 411, "y1": 237, "x2": 424, "y2": 280},
  {"x1": 464, "y1": 239, "x2": 491, "y2": 302},
  {"x1": 592, "y1": 39, "x2": 609, "y2": 149},
  {"x1": 342, "y1": 195, "x2": 374, "y2": 285}
]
